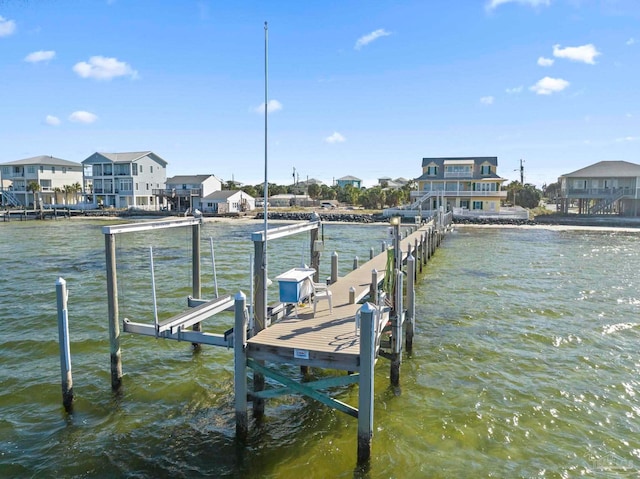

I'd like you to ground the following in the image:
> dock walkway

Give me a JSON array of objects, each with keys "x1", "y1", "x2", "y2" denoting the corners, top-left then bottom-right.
[{"x1": 247, "y1": 224, "x2": 433, "y2": 371}]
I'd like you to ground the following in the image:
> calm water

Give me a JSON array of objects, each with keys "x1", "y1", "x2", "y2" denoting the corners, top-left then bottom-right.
[{"x1": 1, "y1": 219, "x2": 640, "y2": 478}]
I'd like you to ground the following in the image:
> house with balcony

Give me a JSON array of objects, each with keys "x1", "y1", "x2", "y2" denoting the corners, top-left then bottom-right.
[
  {"x1": 0, "y1": 155, "x2": 83, "y2": 208},
  {"x1": 82, "y1": 151, "x2": 167, "y2": 210},
  {"x1": 413, "y1": 157, "x2": 507, "y2": 213},
  {"x1": 160, "y1": 174, "x2": 223, "y2": 212},
  {"x1": 557, "y1": 161, "x2": 640, "y2": 216},
  {"x1": 336, "y1": 175, "x2": 362, "y2": 189}
]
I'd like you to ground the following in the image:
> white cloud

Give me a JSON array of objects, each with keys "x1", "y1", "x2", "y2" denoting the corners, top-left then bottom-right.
[
  {"x1": 325, "y1": 132, "x2": 346, "y2": 144},
  {"x1": 530, "y1": 76, "x2": 570, "y2": 95},
  {"x1": 254, "y1": 99, "x2": 283, "y2": 114},
  {"x1": 24, "y1": 50, "x2": 56, "y2": 63},
  {"x1": 537, "y1": 56, "x2": 554, "y2": 67},
  {"x1": 486, "y1": 0, "x2": 551, "y2": 10},
  {"x1": 45, "y1": 115, "x2": 61, "y2": 126},
  {"x1": 506, "y1": 85, "x2": 523, "y2": 94},
  {"x1": 73, "y1": 56, "x2": 138, "y2": 80},
  {"x1": 552, "y1": 44, "x2": 600, "y2": 64},
  {"x1": 615, "y1": 136, "x2": 638, "y2": 142},
  {"x1": 480, "y1": 96, "x2": 494, "y2": 105},
  {"x1": 69, "y1": 111, "x2": 98, "y2": 123},
  {"x1": 355, "y1": 29, "x2": 391, "y2": 50},
  {"x1": 627, "y1": 38, "x2": 636, "y2": 46},
  {"x1": 0, "y1": 16, "x2": 16, "y2": 37}
]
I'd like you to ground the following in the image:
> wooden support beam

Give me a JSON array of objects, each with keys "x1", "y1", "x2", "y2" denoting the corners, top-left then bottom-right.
[{"x1": 248, "y1": 359, "x2": 358, "y2": 418}]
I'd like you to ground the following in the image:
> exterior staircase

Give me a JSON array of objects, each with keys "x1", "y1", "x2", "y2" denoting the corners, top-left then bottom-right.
[
  {"x1": 1, "y1": 190, "x2": 20, "y2": 207},
  {"x1": 589, "y1": 191, "x2": 626, "y2": 214}
]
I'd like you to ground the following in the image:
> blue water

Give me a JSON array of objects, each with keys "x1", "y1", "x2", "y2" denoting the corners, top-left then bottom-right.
[{"x1": 2, "y1": 219, "x2": 640, "y2": 478}]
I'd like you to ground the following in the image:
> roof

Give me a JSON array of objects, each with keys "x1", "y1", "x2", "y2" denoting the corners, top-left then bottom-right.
[
  {"x1": 167, "y1": 174, "x2": 219, "y2": 184},
  {"x1": 203, "y1": 189, "x2": 249, "y2": 201},
  {"x1": 0, "y1": 155, "x2": 82, "y2": 168},
  {"x1": 417, "y1": 156, "x2": 503, "y2": 181},
  {"x1": 421, "y1": 156, "x2": 498, "y2": 167},
  {"x1": 83, "y1": 151, "x2": 168, "y2": 167},
  {"x1": 560, "y1": 160, "x2": 640, "y2": 178},
  {"x1": 337, "y1": 175, "x2": 362, "y2": 181}
]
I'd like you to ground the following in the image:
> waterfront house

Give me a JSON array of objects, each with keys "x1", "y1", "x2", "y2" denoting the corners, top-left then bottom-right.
[
  {"x1": 202, "y1": 190, "x2": 255, "y2": 214},
  {"x1": 413, "y1": 157, "x2": 507, "y2": 213},
  {"x1": 290, "y1": 178, "x2": 324, "y2": 195},
  {"x1": 82, "y1": 151, "x2": 167, "y2": 210},
  {"x1": 557, "y1": 160, "x2": 640, "y2": 216},
  {"x1": 0, "y1": 155, "x2": 83, "y2": 208},
  {"x1": 268, "y1": 193, "x2": 313, "y2": 207},
  {"x1": 161, "y1": 174, "x2": 223, "y2": 212},
  {"x1": 336, "y1": 175, "x2": 362, "y2": 189}
]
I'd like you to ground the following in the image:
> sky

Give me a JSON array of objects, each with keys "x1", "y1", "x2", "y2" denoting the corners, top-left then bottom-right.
[{"x1": 0, "y1": 0, "x2": 638, "y2": 188}]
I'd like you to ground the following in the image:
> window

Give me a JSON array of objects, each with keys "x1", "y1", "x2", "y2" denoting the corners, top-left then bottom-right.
[
  {"x1": 51, "y1": 166, "x2": 56, "y2": 173},
  {"x1": 62, "y1": 167, "x2": 67, "y2": 174},
  {"x1": 150, "y1": 165, "x2": 153, "y2": 173},
  {"x1": 426, "y1": 165, "x2": 438, "y2": 176},
  {"x1": 135, "y1": 183, "x2": 139, "y2": 191},
  {"x1": 473, "y1": 201, "x2": 483, "y2": 210},
  {"x1": 480, "y1": 165, "x2": 491, "y2": 175},
  {"x1": 27, "y1": 166, "x2": 35, "y2": 174},
  {"x1": 132, "y1": 163, "x2": 138, "y2": 175},
  {"x1": 39, "y1": 166, "x2": 44, "y2": 173},
  {"x1": 140, "y1": 165, "x2": 143, "y2": 173}
]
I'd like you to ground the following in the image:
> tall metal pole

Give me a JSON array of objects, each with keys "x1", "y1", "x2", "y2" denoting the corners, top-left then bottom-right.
[{"x1": 263, "y1": 21, "x2": 269, "y2": 325}]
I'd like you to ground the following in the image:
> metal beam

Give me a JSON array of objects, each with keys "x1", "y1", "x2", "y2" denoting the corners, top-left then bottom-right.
[
  {"x1": 102, "y1": 217, "x2": 201, "y2": 235},
  {"x1": 123, "y1": 319, "x2": 229, "y2": 347},
  {"x1": 251, "y1": 373, "x2": 360, "y2": 399},
  {"x1": 251, "y1": 220, "x2": 320, "y2": 242}
]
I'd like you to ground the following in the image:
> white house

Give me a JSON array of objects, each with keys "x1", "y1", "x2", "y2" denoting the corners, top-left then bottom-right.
[
  {"x1": 164, "y1": 174, "x2": 222, "y2": 212},
  {"x1": 0, "y1": 155, "x2": 84, "y2": 207},
  {"x1": 202, "y1": 190, "x2": 255, "y2": 214},
  {"x1": 82, "y1": 151, "x2": 168, "y2": 210}
]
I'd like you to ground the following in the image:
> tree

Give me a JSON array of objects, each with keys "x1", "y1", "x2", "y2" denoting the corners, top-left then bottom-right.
[
  {"x1": 71, "y1": 182, "x2": 82, "y2": 204},
  {"x1": 517, "y1": 184, "x2": 542, "y2": 208},
  {"x1": 307, "y1": 183, "x2": 320, "y2": 201},
  {"x1": 27, "y1": 181, "x2": 40, "y2": 209},
  {"x1": 543, "y1": 181, "x2": 561, "y2": 200}
]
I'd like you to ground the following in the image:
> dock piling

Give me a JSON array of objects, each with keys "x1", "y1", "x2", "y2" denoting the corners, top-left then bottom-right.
[
  {"x1": 105, "y1": 233, "x2": 122, "y2": 391},
  {"x1": 234, "y1": 292, "x2": 248, "y2": 440},
  {"x1": 406, "y1": 255, "x2": 415, "y2": 353},
  {"x1": 357, "y1": 303, "x2": 376, "y2": 464},
  {"x1": 391, "y1": 269, "x2": 403, "y2": 387},
  {"x1": 56, "y1": 277, "x2": 73, "y2": 412},
  {"x1": 331, "y1": 251, "x2": 338, "y2": 284}
]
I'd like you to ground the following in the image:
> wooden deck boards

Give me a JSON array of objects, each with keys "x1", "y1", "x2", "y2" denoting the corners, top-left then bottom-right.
[{"x1": 247, "y1": 224, "x2": 430, "y2": 370}]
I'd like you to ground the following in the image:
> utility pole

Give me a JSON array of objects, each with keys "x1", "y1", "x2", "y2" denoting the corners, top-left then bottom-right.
[{"x1": 519, "y1": 159, "x2": 524, "y2": 184}]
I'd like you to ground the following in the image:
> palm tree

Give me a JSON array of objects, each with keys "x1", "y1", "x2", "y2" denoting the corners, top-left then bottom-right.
[
  {"x1": 53, "y1": 187, "x2": 62, "y2": 205},
  {"x1": 27, "y1": 181, "x2": 40, "y2": 209},
  {"x1": 71, "y1": 182, "x2": 82, "y2": 205}
]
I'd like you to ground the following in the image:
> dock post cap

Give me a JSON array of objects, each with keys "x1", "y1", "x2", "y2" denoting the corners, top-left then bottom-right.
[
  {"x1": 360, "y1": 302, "x2": 376, "y2": 314},
  {"x1": 234, "y1": 291, "x2": 246, "y2": 301},
  {"x1": 56, "y1": 277, "x2": 66, "y2": 286}
]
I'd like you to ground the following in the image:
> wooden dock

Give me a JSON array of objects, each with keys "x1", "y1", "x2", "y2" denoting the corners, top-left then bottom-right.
[
  {"x1": 96, "y1": 214, "x2": 452, "y2": 465},
  {"x1": 246, "y1": 224, "x2": 432, "y2": 372}
]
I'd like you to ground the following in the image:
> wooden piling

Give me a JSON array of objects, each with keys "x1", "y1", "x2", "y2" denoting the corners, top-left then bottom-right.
[
  {"x1": 369, "y1": 247, "x2": 374, "y2": 260},
  {"x1": 234, "y1": 292, "x2": 248, "y2": 439},
  {"x1": 370, "y1": 269, "x2": 379, "y2": 305},
  {"x1": 191, "y1": 221, "x2": 202, "y2": 347},
  {"x1": 331, "y1": 251, "x2": 338, "y2": 284},
  {"x1": 406, "y1": 255, "x2": 415, "y2": 353},
  {"x1": 105, "y1": 232, "x2": 122, "y2": 391},
  {"x1": 390, "y1": 270, "x2": 403, "y2": 387},
  {"x1": 357, "y1": 302, "x2": 376, "y2": 464},
  {"x1": 353, "y1": 256, "x2": 359, "y2": 270},
  {"x1": 56, "y1": 277, "x2": 73, "y2": 412}
]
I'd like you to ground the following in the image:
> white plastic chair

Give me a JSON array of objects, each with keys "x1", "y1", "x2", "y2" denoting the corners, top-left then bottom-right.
[{"x1": 312, "y1": 281, "x2": 332, "y2": 316}]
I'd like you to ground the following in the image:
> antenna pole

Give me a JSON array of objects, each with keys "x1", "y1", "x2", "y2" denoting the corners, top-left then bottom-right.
[{"x1": 263, "y1": 21, "x2": 269, "y2": 325}]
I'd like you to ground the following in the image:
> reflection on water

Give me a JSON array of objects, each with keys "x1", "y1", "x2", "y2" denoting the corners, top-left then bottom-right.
[{"x1": 1, "y1": 220, "x2": 640, "y2": 477}]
